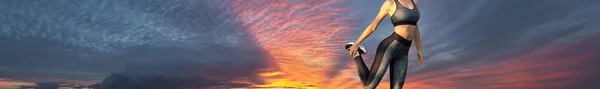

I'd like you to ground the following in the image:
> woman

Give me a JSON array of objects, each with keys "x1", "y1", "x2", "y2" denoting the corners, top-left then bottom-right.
[{"x1": 345, "y1": 0, "x2": 424, "y2": 89}]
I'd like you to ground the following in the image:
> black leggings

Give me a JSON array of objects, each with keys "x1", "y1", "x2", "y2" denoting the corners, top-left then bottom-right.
[{"x1": 353, "y1": 32, "x2": 412, "y2": 89}]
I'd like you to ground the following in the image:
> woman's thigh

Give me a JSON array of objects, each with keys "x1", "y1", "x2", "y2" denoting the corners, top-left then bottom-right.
[{"x1": 390, "y1": 55, "x2": 408, "y2": 89}]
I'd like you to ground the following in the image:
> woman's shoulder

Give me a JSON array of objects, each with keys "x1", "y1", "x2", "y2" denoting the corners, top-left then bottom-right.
[{"x1": 381, "y1": 0, "x2": 394, "y2": 9}]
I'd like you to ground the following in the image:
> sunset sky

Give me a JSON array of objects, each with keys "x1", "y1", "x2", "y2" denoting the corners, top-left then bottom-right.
[{"x1": 1, "y1": 0, "x2": 599, "y2": 89}]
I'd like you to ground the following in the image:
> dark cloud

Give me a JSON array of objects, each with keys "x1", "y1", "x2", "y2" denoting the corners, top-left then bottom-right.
[
  {"x1": 0, "y1": 71, "x2": 5, "y2": 78},
  {"x1": 33, "y1": 82, "x2": 60, "y2": 89},
  {"x1": 96, "y1": 65, "x2": 255, "y2": 89},
  {"x1": 97, "y1": 74, "x2": 224, "y2": 89},
  {"x1": 92, "y1": 58, "x2": 267, "y2": 89},
  {"x1": 0, "y1": 0, "x2": 269, "y2": 88},
  {"x1": 407, "y1": 0, "x2": 600, "y2": 74}
]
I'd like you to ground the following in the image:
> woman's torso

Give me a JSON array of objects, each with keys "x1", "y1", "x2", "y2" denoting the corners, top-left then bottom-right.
[{"x1": 388, "y1": 0, "x2": 419, "y2": 41}]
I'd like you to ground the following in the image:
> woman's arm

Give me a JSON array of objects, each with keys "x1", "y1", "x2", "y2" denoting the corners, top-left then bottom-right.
[
  {"x1": 353, "y1": 1, "x2": 391, "y2": 45},
  {"x1": 414, "y1": 24, "x2": 425, "y2": 64}
]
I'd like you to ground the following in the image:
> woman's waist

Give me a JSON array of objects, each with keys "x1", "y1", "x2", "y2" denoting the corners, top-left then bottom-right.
[
  {"x1": 384, "y1": 32, "x2": 413, "y2": 47},
  {"x1": 392, "y1": 25, "x2": 417, "y2": 32},
  {"x1": 391, "y1": 25, "x2": 416, "y2": 40}
]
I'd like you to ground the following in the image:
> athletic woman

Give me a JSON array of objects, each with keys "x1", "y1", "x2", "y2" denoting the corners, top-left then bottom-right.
[{"x1": 345, "y1": 0, "x2": 424, "y2": 89}]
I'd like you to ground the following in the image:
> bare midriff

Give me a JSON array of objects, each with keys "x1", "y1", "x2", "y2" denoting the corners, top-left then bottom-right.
[{"x1": 393, "y1": 25, "x2": 417, "y2": 41}]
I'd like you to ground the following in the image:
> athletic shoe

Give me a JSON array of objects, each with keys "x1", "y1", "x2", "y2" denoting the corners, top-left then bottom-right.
[{"x1": 345, "y1": 42, "x2": 367, "y2": 55}]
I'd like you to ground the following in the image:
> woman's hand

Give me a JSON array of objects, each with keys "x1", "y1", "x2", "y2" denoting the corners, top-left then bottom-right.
[
  {"x1": 417, "y1": 52, "x2": 424, "y2": 65},
  {"x1": 348, "y1": 45, "x2": 361, "y2": 57}
]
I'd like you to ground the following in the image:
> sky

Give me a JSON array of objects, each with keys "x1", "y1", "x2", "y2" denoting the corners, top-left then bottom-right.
[{"x1": 0, "y1": 0, "x2": 599, "y2": 89}]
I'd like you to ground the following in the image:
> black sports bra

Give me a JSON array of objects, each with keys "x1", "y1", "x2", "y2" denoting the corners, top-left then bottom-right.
[{"x1": 390, "y1": 0, "x2": 420, "y2": 26}]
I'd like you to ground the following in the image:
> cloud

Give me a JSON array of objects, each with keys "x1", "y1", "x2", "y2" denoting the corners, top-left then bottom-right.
[
  {"x1": 405, "y1": 0, "x2": 600, "y2": 88},
  {"x1": 0, "y1": 0, "x2": 271, "y2": 88},
  {"x1": 0, "y1": 71, "x2": 5, "y2": 78},
  {"x1": 0, "y1": 0, "x2": 246, "y2": 53},
  {"x1": 94, "y1": 62, "x2": 260, "y2": 89},
  {"x1": 408, "y1": 0, "x2": 600, "y2": 73}
]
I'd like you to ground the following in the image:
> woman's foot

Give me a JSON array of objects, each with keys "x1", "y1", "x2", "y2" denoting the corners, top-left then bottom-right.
[{"x1": 345, "y1": 42, "x2": 367, "y2": 55}]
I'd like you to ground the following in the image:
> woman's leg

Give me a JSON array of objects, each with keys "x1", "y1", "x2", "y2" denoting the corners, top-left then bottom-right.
[
  {"x1": 351, "y1": 37, "x2": 399, "y2": 89},
  {"x1": 345, "y1": 43, "x2": 369, "y2": 84},
  {"x1": 390, "y1": 55, "x2": 409, "y2": 89},
  {"x1": 353, "y1": 55, "x2": 370, "y2": 84}
]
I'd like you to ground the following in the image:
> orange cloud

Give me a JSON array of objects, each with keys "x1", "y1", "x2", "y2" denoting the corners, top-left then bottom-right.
[
  {"x1": 228, "y1": 0, "x2": 354, "y2": 88},
  {"x1": 0, "y1": 80, "x2": 35, "y2": 89},
  {"x1": 398, "y1": 41, "x2": 597, "y2": 89}
]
